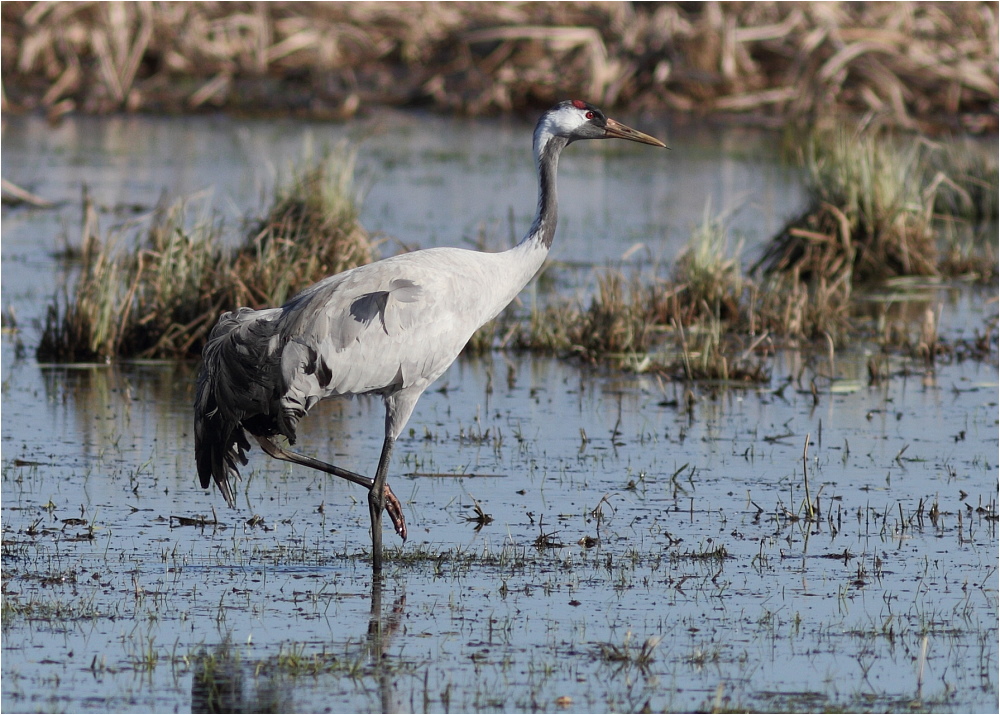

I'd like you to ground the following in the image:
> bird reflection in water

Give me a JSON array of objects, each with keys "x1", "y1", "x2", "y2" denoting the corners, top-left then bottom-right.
[
  {"x1": 367, "y1": 579, "x2": 407, "y2": 713},
  {"x1": 191, "y1": 580, "x2": 406, "y2": 713}
]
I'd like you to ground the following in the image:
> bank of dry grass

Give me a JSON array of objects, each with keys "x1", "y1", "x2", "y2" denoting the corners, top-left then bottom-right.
[
  {"x1": 756, "y1": 126, "x2": 997, "y2": 286},
  {"x1": 2, "y1": 2, "x2": 996, "y2": 131},
  {"x1": 37, "y1": 145, "x2": 375, "y2": 362}
]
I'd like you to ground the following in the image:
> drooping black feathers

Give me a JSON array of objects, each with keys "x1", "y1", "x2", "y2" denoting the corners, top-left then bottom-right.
[{"x1": 194, "y1": 308, "x2": 283, "y2": 507}]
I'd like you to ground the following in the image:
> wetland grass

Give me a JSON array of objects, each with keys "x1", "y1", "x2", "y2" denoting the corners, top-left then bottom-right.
[
  {"x1": 37, "y1": 145, "x2": 376, "y2": 362},
  {"x1": 233, "y1": 144, "x2": 375, "y2": 309},
  {"x1": 757, "y1": 126, "x2": 998, "y2": 285},
  {"x1": 671, "y1": 204, "x2": 744, "y2": 325},
  {"x1": 493, "y1": 206, "x2": 771, "y2": 381},
  {"x1": 759, "y1": 128, "x2": 937, "y2": 283},
  {"x1": 596, "y1": 631, "x2": 660, "y2": 671}
]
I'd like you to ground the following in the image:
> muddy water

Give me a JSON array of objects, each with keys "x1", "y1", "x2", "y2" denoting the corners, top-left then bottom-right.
[{"x1": 2, "y1": 113, "x2": 998, "y2": 713}]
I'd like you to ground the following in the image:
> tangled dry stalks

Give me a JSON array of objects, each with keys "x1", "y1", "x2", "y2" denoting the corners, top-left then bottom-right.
[
  {"x1": 756, "y1": 127, "x2": 998, "y2": 285},
  {"x1": 3, "y1": 2, "x2": 996, "y2": 131}
]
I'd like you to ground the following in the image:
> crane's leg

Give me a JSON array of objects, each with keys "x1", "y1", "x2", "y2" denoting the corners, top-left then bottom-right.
[
  {"x1": 368, "y1": 434, "x2": 395, "y2": 573},
  {"x1": 254, "y1": 436, "x2": 407, "y2": 541}
]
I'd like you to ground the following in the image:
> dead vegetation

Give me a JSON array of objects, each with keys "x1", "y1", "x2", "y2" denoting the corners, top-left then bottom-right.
[
  {"x1": 755, "y1": 126, "x2": 998, "y2": 286},
  {"x1": 758, "y1": 129, "x2": 936, "y2": 284},
  {"x1": 232, "y1": 145, "x2": 375, "y2": 309},
  {"x1": 2, "y1": 2, "x2": 996, "y2": 131}
]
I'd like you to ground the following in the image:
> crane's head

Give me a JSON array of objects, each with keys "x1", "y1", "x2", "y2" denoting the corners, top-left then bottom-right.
[{"x1": 539, "y1": 99, "x2": 666, "y2": 148}]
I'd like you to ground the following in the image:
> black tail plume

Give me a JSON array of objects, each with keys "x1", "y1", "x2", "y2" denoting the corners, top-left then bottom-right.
[
  {"x1": 194, "y1": 308, "x2": 282, "y2": 507},
  {"x1": 194, "y1": 371, "x2": 249, "y2": 508}
]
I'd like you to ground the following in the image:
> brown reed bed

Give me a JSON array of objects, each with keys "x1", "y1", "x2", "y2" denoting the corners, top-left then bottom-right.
[
  {"x1": 485, "y1": 224, "x2": 771, "y2": 382},
  {"x1": 755, "y1": 126, "x2": 998, "y2": 286},
  {"x1": 2, "y1": 2, "x2": 996, "y2": 132},
  {"x1": 232, "y1": 145, "x2": 375, "y2": 309}
]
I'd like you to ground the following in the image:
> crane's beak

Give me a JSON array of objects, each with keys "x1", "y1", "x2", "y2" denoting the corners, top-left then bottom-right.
[{"x1": 604, "y1": 117, "x2": 667, "y2": 148}]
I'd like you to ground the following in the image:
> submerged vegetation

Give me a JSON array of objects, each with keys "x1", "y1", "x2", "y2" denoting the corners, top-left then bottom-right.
[{"x1": 35, "y1": 125, "x2": 997, "y2": 378}]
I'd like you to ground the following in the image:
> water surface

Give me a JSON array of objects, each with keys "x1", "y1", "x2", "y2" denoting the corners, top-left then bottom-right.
[{"x1": 1, "y1": 112, "x2": 997, "y2": 714}]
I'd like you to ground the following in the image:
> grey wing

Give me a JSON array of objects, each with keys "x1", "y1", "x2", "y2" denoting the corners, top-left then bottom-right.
[{"x1": 276, "y1": 264, "x2": 473, "y2": 423}]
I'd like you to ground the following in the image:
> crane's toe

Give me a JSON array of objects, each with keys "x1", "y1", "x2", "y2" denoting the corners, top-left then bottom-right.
[{"x1": 383, "y1": 485, "x2": 407, "y2": 542}]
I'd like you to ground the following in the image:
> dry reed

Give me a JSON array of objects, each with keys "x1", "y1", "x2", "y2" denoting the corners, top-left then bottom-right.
[
  {"x1": 3, "y1": 2, "x2": 996, "y2": 131},
  {"x1": 232, "y1": 146, "x2": 375, "y2": 309},
  {"x1": 757, "y1": 126, "x2": 998, "y2": 288}
]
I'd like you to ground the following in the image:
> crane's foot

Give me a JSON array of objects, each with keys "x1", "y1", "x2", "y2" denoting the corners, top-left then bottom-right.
[{"x1": 382, "y1": 484, "x2": 407, "y2": 542}]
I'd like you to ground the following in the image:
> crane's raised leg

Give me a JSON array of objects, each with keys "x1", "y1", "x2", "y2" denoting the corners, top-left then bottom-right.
[
  {"x1": 368, "y1": 435, "x2": 395, "y2": 573},
  {"x1": 254, "y1": 436, "x2": 407, "y2": 544}
]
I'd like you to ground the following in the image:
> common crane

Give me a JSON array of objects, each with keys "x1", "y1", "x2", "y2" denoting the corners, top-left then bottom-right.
[{"x1": 194, "y1": 100, "x2": 665, "y2": 572}]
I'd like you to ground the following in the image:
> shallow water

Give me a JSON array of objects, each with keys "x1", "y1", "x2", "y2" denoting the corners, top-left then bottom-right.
[
  {"x1": 2, "y1": 112, "x2": 998, "y2": 713},
  {"x1": 2, "y1": 344, "x2": 997, "y2": 713}
]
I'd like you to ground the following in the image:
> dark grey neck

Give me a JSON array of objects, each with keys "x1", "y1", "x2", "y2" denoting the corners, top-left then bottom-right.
[{"x1": 525, "y1": 134, "x2": 568, "y2": 250}]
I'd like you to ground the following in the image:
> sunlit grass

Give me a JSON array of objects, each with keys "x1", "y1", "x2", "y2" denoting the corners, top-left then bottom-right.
[
  {"x1": 38, "y1": 143, "x2": 376, "y2": 362},
  {"x1": 758, "y1": 127, "x2": 997, "y2": 285}
]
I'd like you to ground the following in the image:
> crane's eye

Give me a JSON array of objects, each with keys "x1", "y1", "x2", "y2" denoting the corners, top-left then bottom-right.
[{"x1": 585, "y1": 111, "x2": 594, "y2": 119}]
